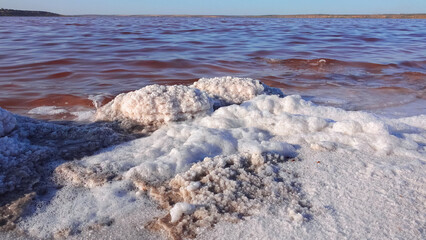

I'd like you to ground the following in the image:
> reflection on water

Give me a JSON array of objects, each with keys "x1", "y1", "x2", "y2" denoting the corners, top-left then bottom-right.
[{"x1": 0, "y1": 16, "x2": 425, "y2": 118}]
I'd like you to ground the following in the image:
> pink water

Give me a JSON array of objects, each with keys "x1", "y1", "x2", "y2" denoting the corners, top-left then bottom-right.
[{"x1": 0, "y1": 16, "x2": 425, "y2": 119}]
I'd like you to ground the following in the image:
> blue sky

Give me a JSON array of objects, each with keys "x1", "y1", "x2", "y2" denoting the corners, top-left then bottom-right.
[{"x1": 2, "y1": 0, "x2": 425, "y2": 15}]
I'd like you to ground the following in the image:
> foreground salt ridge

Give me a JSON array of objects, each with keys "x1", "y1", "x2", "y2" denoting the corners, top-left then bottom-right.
[
  {"x1": 24, "y1": 92, "x2": 425, "y2": 238},
  {"x1": 78, "y1": 94, "x2": 425, "y2": 186},
  {"x1": 1, "y1": 77, "x2": 425, "y2": 239}
]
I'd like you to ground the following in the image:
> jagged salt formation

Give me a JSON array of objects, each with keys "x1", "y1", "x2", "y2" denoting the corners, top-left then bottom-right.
[{"x1": 134, "y1": 153, "x2": 310, "y2": 239}]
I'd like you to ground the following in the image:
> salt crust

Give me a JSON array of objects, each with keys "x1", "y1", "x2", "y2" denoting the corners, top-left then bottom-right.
[
  {"x1": 95, "y1": 77, "x2": 283, "y2": 128},
  {"x1": 1, "y1": 79, "x2": 425, "y2": 239},
  {"x1": 197, "y1": 149, "x2": 426, "y2": 240},
  {"x1": 95, "y1": 84, "x2": 213, "y2": 128},
  {"x1": 94, "y1": 94, "x2": 425, "y2": 185},
  {"x1": 0, "y1": 116, "x2": 130, "y2": 195},
  {"x1": 134, "y1": 153, "x2": 310, "y2": 239},
  {"x1": 41, "y1": 92, "x2": 424, "y2": 238},
  {"x1": 0, "y1": 192, "x2": 35, "y2": 231},
  {"x1": 192, "y1": 76, "x2": 283, "y2": 107},
  {"x1": 0, "y1": 107, "x2": 16, "y2": 137}
]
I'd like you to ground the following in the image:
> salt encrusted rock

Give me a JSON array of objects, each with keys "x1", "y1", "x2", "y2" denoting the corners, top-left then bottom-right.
[
  {"x1": 95, "y1": 85, "x2": 212, "y2": 128},
  {"x1": 0, "y1": 107, "x2": 16, "y2": 137},
  {"x1": 136, "y1": 153, "x2": 310, "y2": 240},
  {"x1": 192, "y1": 76, "x2": 284, "y2": 107}
]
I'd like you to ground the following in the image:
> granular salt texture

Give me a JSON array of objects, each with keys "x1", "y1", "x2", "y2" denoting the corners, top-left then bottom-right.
[
  {"x1": 0, "y1": 192, "x2": 35, "y2": 231},
  {"x1": 135, "y1": 153, "x2": 310, "y2": 240},
  {"x1": 0, "y1": 107, "x2": 16, "y2": 137},
  {"x1": 95, "y1": 85, "x2": 212, "y2": 128},
  {"x1": 7, "y1": 90, "x2": 425, "y2": 239},
  {"x1": 192, "y1": 77, "x2": 283, "y2": 107},
  {"x1": 54, "y1": 162, "x2": 121, "y2": 188},
  {"x1": 77, "y1": 93, "x2": 424, "y2": 192},
  {"x1": 0, "y1": 116, "x2": 130, "y2": 195},
  {"x1": 200, "y1": 95, "x2": 426, "y2": 159},
  {"x1": 0, "y1": 137, "x2": 53, "y2": 195}
]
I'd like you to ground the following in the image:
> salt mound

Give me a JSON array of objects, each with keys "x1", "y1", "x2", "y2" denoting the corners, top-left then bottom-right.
[
  {"x1": 192, "y1": 76, "x2": 283, "y2": 107},
  {"x1": 0, "y1": 107, "x2": 16, "y2": 137},
  {"x1": 135, "y1": 153, "x2": 310, "y2": 239},
  {"x1": 95, "y1": 85, "x2": 212, "y2": 128}
]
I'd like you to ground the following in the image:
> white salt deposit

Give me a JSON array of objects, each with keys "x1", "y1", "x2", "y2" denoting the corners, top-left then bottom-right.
[
  {"x1": 1, "y1": 78, "x2": 425, "y2": 240},
  {"x1": 95, "y1": 84, "x2": 212, "y2": 127},
  {"x1": 169, "y1": 202, "x2": 195, "y2": 223},
  {"x1": 28, "y1": 106, "x2": 68, "y2": 116},
  {"x1": 0, "y1": 107, "x2": 16, "y2": 137},
  {"x1": 78, "y1": 94, "x2": 424, "y2": 186},
  {"x1": 28, "y1": 105, "x2": 95, "y2": 122},
  {"x1": 137, "y1": 152, "x2": 309, "y2": 239},
  {"x1": 197, "y1": 148, "x2": 426, "y2": 240},
  {"x1": 192, "y1": 76, "x2": 283, "y2": 106}
]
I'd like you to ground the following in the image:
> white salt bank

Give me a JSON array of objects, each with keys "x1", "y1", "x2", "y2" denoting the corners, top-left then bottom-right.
[{"x1": 0, "y1": 77, "x2": 424, "y2": 240}]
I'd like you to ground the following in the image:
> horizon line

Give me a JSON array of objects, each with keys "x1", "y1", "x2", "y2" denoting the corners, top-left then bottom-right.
[{"x1": 64, "y1": 13, "x2": 426, "y2": 18}]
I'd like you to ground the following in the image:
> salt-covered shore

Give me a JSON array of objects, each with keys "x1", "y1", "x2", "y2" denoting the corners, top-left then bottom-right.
[{"x1": 1, "y1": 77, "x2": 425, "y2": 240}]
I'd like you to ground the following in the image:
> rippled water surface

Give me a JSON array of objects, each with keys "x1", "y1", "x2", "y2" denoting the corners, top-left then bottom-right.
[{"x1": 0, "y1": 16, "x2": 425, "y2": 118}]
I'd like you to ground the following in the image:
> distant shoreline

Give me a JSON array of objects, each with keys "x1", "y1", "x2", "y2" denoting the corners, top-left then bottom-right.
[
  {"x1": 69, "y1": 14, "x2": 426, "y2": 19},
  {"x1": 1, "y1": 9, "x2": 425, "y2": 19},
  {"x1": 0, "y1": 8, "x2": 61, "y2": 17}
]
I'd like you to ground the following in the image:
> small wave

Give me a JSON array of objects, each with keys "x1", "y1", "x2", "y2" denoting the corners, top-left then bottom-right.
[
  {"x1": 0, "y1": 58, "x2": 77, "y2": 69},
  {"x1": 65, "y1": 23, "x2": 88, "y2": 26},
  {"x1": 29, "y1": 94, "x2": 93, "y2": 108},
  {"x1": 130, "y1": 59, "x2": 195, "y2": 69},
  {"x1": 263, "y1": 58, "x2": 397, "y2": 71},
  {"x1": 46, "y1": 72, "x2": 73, "y2": 79},
  {"x1": 399, "y1": 60, "x2": 426, "y2": 70},
  {"x1": 359, "y1": 37, "x2": 382, "y2": 42}
]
